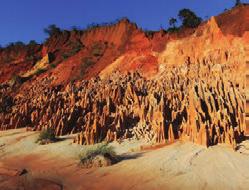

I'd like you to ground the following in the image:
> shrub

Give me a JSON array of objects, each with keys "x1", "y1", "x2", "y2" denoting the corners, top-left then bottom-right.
[
  {"x1": 50, "y1": 63, "x2": 57, "y2": 68},
  {"x1": 144, "y1": 30, "x2": 155, "y2": 38},
  {"x1": 10, "y1": 74, "x2": 23, "y2": 84},
  {"x1": 62, "y1": 42, "x2": 83, "y2": 60},
  {"x1": 44, "y1": 24, "x2": 61, "y2": 37},
  {"x1": 235, "y1": 0, "x2": 242, "y2": 6},
  {"x1": 78, "y1": 57, "x2": 95, "y2": 78},
  {"x1": 28, "y1": 40, "x2": 38, "y2": 46},
  {"x1": 167, "y1": 17, "x2": 180, "y2": 33},
  {"x1": 79, "y1": 143, "x2": 117, "y2": 168},
  {"x1": 62, "y1": 54, "x2": 69, "y2": 60},
  {"x1": 13, "y1": 41, "x2": 25, "y2": 47},
  {"x1": 167, "y1": 27, "x2": 180, "y2": 33},
  {"x1": 36, "y1": 128, "x2": 56, "y2": 145},
  {"x1": 26, "y1": 55, "x2": 34, "y2": 61},
  {"x1": 84, "y1": 57, "x2": 94, "y2": 67},
  {"x1": 92, "y1": 48, "x2": 103, "y2": 57},
  {"x1": 34, "y1": 68, "x2": 47, "y2": 75},
  {"x1": 0, "y1": 95, "x2": 13, "y2": 113},
  {"x1": 91, "y1": 43, "x2": 104, "y2": 57},
  {"x1": 169, "y1": 17, "x2": 177, "y2": 28},
  {"x1": 178, "y1": 9, "x2": 202, "y2": 28}
]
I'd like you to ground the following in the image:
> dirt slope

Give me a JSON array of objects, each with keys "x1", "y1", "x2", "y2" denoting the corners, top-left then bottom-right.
[
  {"x1": 0, "y1": 5, "x2": 248, "y2": 87},
  {"x1": 1, "y1": 129, "x2": 249, "y2": 190}
]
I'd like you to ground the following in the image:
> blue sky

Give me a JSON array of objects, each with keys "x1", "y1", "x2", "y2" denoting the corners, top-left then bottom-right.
[{"x1": 0, "y1": 0, "x2": 248, "y2": 46}]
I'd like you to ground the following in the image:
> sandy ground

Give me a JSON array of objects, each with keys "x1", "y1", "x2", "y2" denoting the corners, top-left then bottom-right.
[{"x1": 1, "y1": 129, "x2": 249, "y2": 190}]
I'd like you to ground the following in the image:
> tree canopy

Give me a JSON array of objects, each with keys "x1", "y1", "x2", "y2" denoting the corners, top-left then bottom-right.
[
  {"x1": 44, "y1": 24, "x2": 61, "y2": 36},
  {"x1": 178, "y1": 9, "x2": 202, "y2": 28},
  {"x1": 169, "y1": 17, "x2": 177, "y2": 28},
  {"x1": 235, "y1": 0, "x2": 242, "y2": 6},
  {"x1": 28, "y1": 40, "x2": 38, "y2": 46}
]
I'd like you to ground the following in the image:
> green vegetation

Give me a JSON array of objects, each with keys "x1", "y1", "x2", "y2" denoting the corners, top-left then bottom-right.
[
  {"x1": 78, "y1": 57, "x2": 95, "y2": 78},
  {"x1": 50, "y1": 63, "x2": 57, "y2": 68},
  {"x1": 169, "y1": 17, "x2": 177, "y2": 28},
  {"x1": 36, "y1": 128, "x2": 56, "y2": 144},
  {"x1": 79, "y1": 143, "x2": 117, "y2": 167},
  {"x1": 44, "y1": 24, "x2": 61, "y2": 37},
  {"x1": 235, "y1": 0, "x2": 242, "y2": 6},
  {"x1": 28, "y1": 40, "x2": 38, "y2": 46},
  {"x1": 144, "y1": 30, "x2": 156, "y2": 38},
  {"x1": 12, "y1": 41, "x2": 25, "y2": 47},
  {"x1": 167, "y1": 18, "x2": 179, "y2": 33},
  {"x1": 84, "y1": 58, "x2": 95, "y2": 67},
  {"x1": 10, "y1": 74, "x2": 23, "y2": 85},
  {"x1": 92, "y1": 48, "x2": 102, "y2": 57},
  {"x1": 26, "y1": 55, "x2": 35, "y2": 62},
  {"x1": 178, "y1": 9, "x2": 202, "y2": 28},
  {"x1": 5, "y1": 41, "x2": 26, "y2": 49},
  {"x1": 42, "y1": 18, "x2": 131, "y2": 44},
  {"x1": 34, "y1": 68, "x2": 47, "y2": 76},
  {"x1": 62, "y1": 54, "x2": 69, "y2": 60},
  {"x1": 2, "y1": 40, "x2": 39, "y2": 50},
  {"x1": 0, "y1": 95, "x2": 13, "y2": 113},
  {"x1": 85, "y1": 17, "x2": 130, "y2": 32},
  {"x1": 167, "y1": 27, "x2": 180, "y2": 33},
  {"x1": 91, "y1": 43, "x2": 104, "y2": 57},
  {"x1": 62, "y1": 41, "x2": 83, "y2": 60},
  {"x1": 166, "y1": 8, "x2": 202, "y2": 32}
]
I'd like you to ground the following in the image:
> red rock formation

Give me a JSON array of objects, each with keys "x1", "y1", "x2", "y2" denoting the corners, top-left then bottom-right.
[{"x1": 0, "y1": 5, "x2": 248, "y2": 149}]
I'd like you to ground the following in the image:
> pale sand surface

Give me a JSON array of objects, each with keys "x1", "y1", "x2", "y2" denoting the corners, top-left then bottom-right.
[{"x1": 1, "y1": 128, "x2": 249, "y2": 190}]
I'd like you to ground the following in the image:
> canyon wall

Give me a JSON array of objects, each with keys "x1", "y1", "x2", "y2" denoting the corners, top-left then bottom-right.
[{"x1": 0, "y1": 5, "x2": 248, "y2": 148}]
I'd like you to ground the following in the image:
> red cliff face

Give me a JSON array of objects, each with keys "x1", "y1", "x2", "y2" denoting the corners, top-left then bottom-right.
[
  {"x1": 0, "y1": 5, "x2": 248, "y2": 87},
  {"x1": 0, "y1": 44, "x2": 41, "y2": 83},
  {"x1": 216, "y1": 5, "x2": 249, "y2": 36}
]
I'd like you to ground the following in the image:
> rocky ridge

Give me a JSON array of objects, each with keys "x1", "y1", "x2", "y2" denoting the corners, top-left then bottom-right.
[{"x1": 0, "y1": 5, "x2": 248, "y2": 148}]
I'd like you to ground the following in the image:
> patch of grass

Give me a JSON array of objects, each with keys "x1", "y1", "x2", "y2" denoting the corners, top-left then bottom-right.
[
  {"x1": 79, "y1": 143, "x2": 117, "y2": 167},
  {"x1": 36, "y1": 128, "x2": 56, "y2": 145}
]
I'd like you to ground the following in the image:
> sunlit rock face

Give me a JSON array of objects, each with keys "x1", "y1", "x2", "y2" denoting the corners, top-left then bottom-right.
[
  {"x1": 157, "y1": 16, "x2": 248, "y2": 86},
  {"x1": 0, "y1": 5, "x2": 248, "y2": 148},
  {"x1": 0, "y1": 63, "x2": 245, "y2": 149}
]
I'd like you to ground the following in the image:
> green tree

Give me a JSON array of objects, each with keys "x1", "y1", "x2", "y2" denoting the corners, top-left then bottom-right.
[
  {"x1": 28, "y1": 40, "x2": 38, "y2": 46},
  {"x1": 169, "y1": 17, "x2": 177, "y2": 28},
  {"x1": 235, "y1": 0, "x2": 242, "y2": 6},
  {"x1": 14, "y1": 41, "x2": 25, "y2": 47},
  {"x1": 178, "y1": 9, "x2": 202, "y2": 28},
  {"x1": 44, "y1": 24, "x2": 61, "y2": 36}
]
